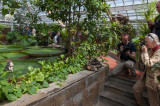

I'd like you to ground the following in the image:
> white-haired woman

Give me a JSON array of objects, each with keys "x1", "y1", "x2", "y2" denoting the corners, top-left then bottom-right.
[{"x1": 133, "y1": 33, "x2": 160, "y2": 106}]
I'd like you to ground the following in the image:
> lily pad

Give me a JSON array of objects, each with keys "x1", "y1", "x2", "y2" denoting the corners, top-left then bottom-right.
[
  {"x1": 0, "y1": 45, "x2": 23, "y2": 52},
  {"x1": 24, "y1": 48, "x2": 64, "y2": 57},
  {"x1": 0, "y1": 52, "x2": 29, "y2": 60},
  {"x1": 0, "y1": 60, "x2": 41, "y2": 78}
]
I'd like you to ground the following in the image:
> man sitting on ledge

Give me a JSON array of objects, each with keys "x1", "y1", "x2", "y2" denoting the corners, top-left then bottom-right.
[{"x1": 109, "y1": 32, "x2": 137, "y2": 77}]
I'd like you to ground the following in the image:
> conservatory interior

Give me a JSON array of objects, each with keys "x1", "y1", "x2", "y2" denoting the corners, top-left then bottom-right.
[{"x1": 0, "y1": 0, "x2": 160, "y2": 106}]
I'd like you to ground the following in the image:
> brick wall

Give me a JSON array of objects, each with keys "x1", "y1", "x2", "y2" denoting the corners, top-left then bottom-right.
[
  {"x1": 1, "y1": 65, "x2": 109, "y2": 106},
  {"x1": 30, "y1": 66, "x2": 108, "y2": 106}
]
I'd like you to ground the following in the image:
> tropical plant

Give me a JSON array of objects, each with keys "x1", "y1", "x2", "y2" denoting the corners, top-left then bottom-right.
[
  {"x1": 6, "y1": 30, "x2": 37, "y2": 47},
  {"x1": 31, "y1": 0, "x2": 109, "y2": 55},
  {"x1": 137, "y1": 0, "x2": 158, "y2": 37},
  {"x1": 2, "y1": 0, "x2": 41, "y2": 27},
  {"x1": 0, "y1": 25, "x2": 4, "y2": 38},
  {"x1": 141, "y1": 0, "x2": 158, "y2": 21}
]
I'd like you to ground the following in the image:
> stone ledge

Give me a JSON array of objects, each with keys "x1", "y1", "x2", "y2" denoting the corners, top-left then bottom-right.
[{"x1": 1, "y1": 64, "x2": 109, "y2": 106}]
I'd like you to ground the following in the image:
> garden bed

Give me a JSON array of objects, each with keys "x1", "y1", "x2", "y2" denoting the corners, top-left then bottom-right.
[{"x1": 0, "y1": 64, "x2": 108, "y2": 106}]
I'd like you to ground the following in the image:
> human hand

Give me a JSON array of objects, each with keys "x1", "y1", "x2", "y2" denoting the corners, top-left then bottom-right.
[
  {"x1": 126, "y1": 50, "x2": 130, "y2": 56},
  {"x1": 148, "y1": 23, "x2": 152, "y2": 28},
  {"x1": 120, "y1": 45, "x2": 124, "y2": 52},
  {"x1": 141, "y1": 45, "x2": 147, "y2": 53},
  {"x1": 148, "y1": 20, "x2": 155, "y2": 25},
  {"x1": 157, "y1": 84, "x2": 160, "y2": 91}
]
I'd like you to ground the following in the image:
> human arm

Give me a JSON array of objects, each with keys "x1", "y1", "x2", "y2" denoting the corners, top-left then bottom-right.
[
  {"x1": 117, "y1": 51, "x2": 121, "y2": 57},
  {"x1": 141, "y1": 46, "x2": 160, "y2": 67},
  {"x1": 148, "y1": 16, "x2": 160, "y2": 29},
  {"x1": 117, "y1": 43, "x2": 123, "y2": 58},
  {"x1": 125, "y1": 43, "x2": 136, "y2": 59},
  {"x1": 154, "y1": 15, "x2": 160, "y2": 28},
  {"x1": 126, "y1": 51, "x2": 136, "y2": 59},
  {"x1": 148, "y1": 20, "x2": 155, "y2": 29}
]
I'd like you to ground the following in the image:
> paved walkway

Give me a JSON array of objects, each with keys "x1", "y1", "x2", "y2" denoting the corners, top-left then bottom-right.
[{"x1": 102, "y1": 56, "x2": 142, "y2": 80}]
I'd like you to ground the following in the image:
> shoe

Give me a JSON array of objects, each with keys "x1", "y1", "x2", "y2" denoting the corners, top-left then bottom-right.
[
  {"x1": 130, "y1": 73, "x2": 137, "y2": 77},
  {"x1": 132, "y1": 101, "x2": 145, "y2": 106},
  {"x1": 107, "y1": 71, "x2": 113, "y2": 77}
]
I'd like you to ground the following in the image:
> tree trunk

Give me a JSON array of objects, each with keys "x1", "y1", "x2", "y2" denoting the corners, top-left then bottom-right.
[
  {"x1": 67, "y1": 3, "x2": 72, "y2": 56},
  {"x1": 76, "y1": 1, "x2": 81, "y2": 42}
]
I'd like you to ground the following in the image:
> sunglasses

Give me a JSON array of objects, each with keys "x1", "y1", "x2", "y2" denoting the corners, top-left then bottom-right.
[{"x1": 147, "y1": 33, "x2": 155, "y2": 40}]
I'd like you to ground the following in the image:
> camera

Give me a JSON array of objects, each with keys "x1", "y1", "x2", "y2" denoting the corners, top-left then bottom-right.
[
  {"x1": 140, "y1": 41, "x2": 145, "y2": 46},
  {"x1": 123, "y1": 46, "x2": 130, "y2": 52},
  {"x1": 120, "y1": 45, "x2": 130, "y2": 53}
]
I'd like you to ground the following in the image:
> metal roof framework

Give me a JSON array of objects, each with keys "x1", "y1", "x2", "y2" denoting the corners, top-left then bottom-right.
[
  {"x1": 0, "y1": 0, "x2": 158, "y2": 28},
  {"x1": 106, "y1": 0, "x2": 157, "y2": 28}
]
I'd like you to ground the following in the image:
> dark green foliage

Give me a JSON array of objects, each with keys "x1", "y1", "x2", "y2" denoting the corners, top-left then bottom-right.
[{"x1": 6, "y1": 31, "x2": 37, "y2": 47}]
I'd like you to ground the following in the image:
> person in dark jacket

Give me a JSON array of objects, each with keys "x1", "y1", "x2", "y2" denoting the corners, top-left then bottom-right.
[
  {"x1": 148, "y1": 1, "x2": 160, "y2": 40},
  {"x1": 108, "y1": 32, "x2": 137, "y2": 77}
]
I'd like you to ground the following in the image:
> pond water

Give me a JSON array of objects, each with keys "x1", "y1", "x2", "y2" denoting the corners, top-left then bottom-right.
[{"x1": 0, "y1": 45, "x2": 65, "y2": 78}]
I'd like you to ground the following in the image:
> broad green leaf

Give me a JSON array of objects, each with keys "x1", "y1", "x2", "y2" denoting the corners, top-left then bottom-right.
[
  {"x1": 2, "y1": 86, "x2": 8, "y2": 94},
  {"x1": 6, "y1": 94, "x2": 17, "y2": 101},
  {"x1": 28, "y1": 66, "x2": 33, "y2": 71},
  {"x1": 65, "y1": 58, "x2": 69, "y2": 64},
  {"x1": 35, "y1": 72, "x2": 44, "y2": 81},
  {"x1": 20, "y1": 83, "x2": 27, "y2": 93},
  {"x1": 36, "y1": 83, "x2": 42, "y2": 89},
  {"x1": 28, "y1": 87, "x2": 37, "y2": 95},
  {"x1": 60, "y1": 54, "x2": 65, "y2": 59},
  {"x1": 42, "y1": 81, "x2": 49, "y2": 88},
  {"x1": 15, "y1": 88, "x2": 22, "y2": 98},
  {"x1": 2, "y1": 8, "x2": 9, "y2": 16},
  {"x1": 1, "y1": 80, "x2": 10, "y2": 86},
  {"x1": 8, "y1": 86, "x2": 14, "y2": 93}
]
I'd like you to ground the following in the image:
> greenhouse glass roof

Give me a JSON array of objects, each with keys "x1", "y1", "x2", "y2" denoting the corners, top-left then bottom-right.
[
  {"x1": 106, "y1": 0, "x2": 158, "y2": 28},
  {"x1": 0, "y1": 0, "x2": 158, "y2": 28}
]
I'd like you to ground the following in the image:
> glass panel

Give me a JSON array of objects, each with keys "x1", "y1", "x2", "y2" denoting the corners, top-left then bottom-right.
[
  {"x1": 116, "y1": 2, "x2": 124, "y2": 6},
  {"x1": 119, "y1": 10, "x2": 127, "y2": 13},
  {"x1": 134, "y1": 0, "x2": 143, "y2": 4},
  {"x1": 129, "y1": 16, "x2": 137, "y2": 20},
  {"x1": 107, "y1": 1, "x2": 115, "y2": 7},
  {"x1": 125, "y1": 1, "x2": 133, "y2": 5}
]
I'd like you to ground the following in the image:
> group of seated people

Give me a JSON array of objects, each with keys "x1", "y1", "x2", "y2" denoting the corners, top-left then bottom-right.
[{"x1": 108, "y1": 32, "x2": 160, "y2": 106}]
